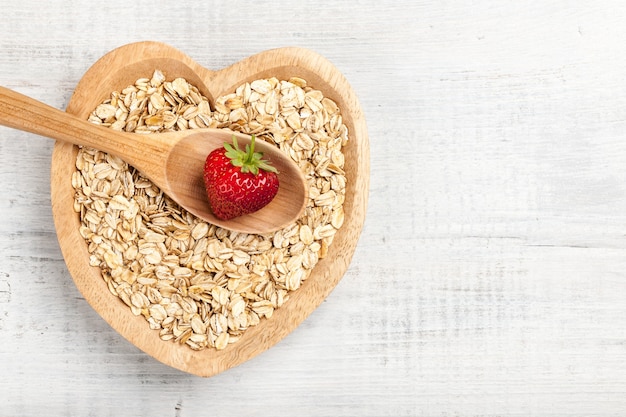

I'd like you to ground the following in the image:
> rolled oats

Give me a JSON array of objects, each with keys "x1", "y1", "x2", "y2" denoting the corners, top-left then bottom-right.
[{"x1": 73, "y1": 69, "x2": 348, "y2": 350}]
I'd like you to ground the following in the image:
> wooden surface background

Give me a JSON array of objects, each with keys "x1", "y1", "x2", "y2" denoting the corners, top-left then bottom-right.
[{"x1": 2, "y1": 1, "x2": 626, "y2": 416}]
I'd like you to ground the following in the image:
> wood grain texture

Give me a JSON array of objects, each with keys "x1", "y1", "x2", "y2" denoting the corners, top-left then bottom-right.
[{"x1": 1, "y1": 0, "x2": 626, "y2": 416}]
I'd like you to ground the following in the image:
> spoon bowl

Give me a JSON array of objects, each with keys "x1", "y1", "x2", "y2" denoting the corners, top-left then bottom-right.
[{"x1": 0, "y1": 86, "x2": 308, "y2": 234}]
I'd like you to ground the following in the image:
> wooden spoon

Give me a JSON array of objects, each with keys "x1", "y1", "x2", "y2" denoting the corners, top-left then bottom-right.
[{"x1": 0, "y1": 86, "x2": 308, "y2": 234}]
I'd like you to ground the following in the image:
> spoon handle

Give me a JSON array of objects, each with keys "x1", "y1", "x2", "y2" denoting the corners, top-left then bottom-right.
[{"x1": 0, "y1": 86, "x2": 165, "y2": 168}]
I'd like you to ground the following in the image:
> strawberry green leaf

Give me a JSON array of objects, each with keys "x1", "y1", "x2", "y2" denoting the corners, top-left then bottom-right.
[{"x1": 223, "y1": 134, "x2": 279, "y2": 175}]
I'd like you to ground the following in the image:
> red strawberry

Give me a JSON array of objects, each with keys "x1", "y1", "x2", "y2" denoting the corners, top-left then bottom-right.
[{"x1": 203, "y1": 134, "x2": 279, "y2": 220}]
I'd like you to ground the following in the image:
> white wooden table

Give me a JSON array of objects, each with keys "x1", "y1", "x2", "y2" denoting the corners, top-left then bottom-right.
[{"x1": 2, "y1": 1, "x2": 626, "y2": 415}]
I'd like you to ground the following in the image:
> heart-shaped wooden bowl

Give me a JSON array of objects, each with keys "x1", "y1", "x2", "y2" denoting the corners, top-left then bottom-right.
[{"x1": 50, "y1": 41, "x2": 369, "y2": 377}]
